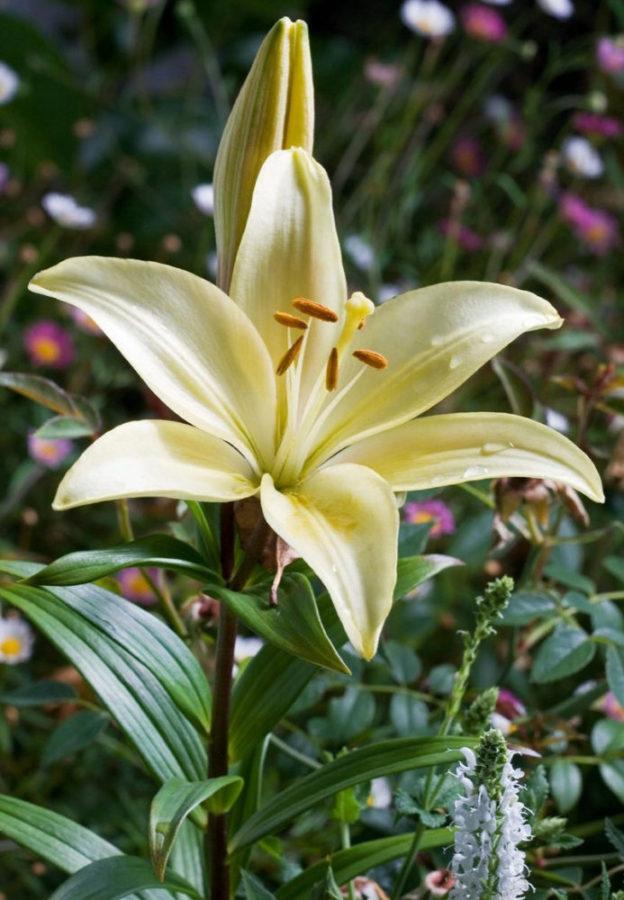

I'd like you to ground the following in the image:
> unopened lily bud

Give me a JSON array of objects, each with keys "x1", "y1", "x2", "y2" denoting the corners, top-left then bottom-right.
[{"x1": 214, "y1": 17, "x2": 314, "y2": 291}]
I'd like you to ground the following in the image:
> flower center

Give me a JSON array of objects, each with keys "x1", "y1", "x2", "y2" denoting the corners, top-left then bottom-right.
[{"x1": 0, "y1": 637, "x2": 22, "y2": 657}]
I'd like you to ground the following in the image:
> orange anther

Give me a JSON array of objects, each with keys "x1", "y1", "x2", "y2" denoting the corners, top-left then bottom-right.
[
  {"x1": 326, "y1": 347, "x2": 339, "y2": 390},
  {"x1": 273, "y1": 311, "x2": 308, "y2": 330},
  {"x1": 276, "y1": 335, "x2": 305, "y2": 375},
  {"x1": 293, "y1": 297, "x2": 339, "y2": 323},
  {"x1": 352, "y1": 349, "x2": 389, "y2": 369}
]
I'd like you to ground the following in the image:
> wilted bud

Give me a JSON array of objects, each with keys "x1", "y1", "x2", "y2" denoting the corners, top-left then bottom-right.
[{"x1": 214, "y1": 17, "x2": 314, "y2": 291}]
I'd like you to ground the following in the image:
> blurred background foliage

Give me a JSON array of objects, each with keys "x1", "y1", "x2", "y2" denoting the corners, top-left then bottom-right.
[{"x1": 3, "y1": 0, "x2": 624, "y2": 896}]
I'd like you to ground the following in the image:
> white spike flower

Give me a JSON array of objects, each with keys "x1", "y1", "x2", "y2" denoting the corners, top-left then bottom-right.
[
  {"x1": 0, "y1": 616, "x2": 34, "y2": 664},
  {"x1": 42, "y1": 193, "x2": 97, "y2": 230},
  {"x1": 400, "y1": 0, "x2": 455, "y2": 38},
  {"x1": 562, "y1": 136, "x2": 604, "y2": 179},
  {"x1": 29, "y1": 147, "x2": 603, "y2": 661}
]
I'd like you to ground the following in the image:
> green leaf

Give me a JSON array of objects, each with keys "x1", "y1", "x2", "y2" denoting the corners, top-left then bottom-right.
[
  {"x1": 26, "y1": 535, "x2": 217, "y2": 588},
  {"x1": 49, "y1": 856, "x2": 200, "y2": 899},
  {"x1": 150, "y1": 776, "x2": 243, "y2": 881},
  {"x1": 605, "y1": 817, "x2": 624, "y2": 858},
  {"x1": 526, "y1": 261, "x2": 606, "y2": 334},
  {"x1": 394, "y1": 554, "x2": 462, "y2": 600},
  {"x1": 35, "y1": 416, "x2": 95, "y2": 439},
  {"x1": 383, "y1": 641, "x2": 421, "y2": 684},
  {"x1": 389, "y1": 694, "x2": 428, "y2": 737},
  {"x1": 0, "y1": 372, "x2": 99, "y2": 427},
  {"x1": 229, "y1": 736, "x2": 474, "y2": 851},
  {"x1": 501, "y1": 592, "x2": 556, "y2": 626},
  {"x1": 241, "y1": 870, "x2": 277, "y2": 899},
  {"x1": 532, "y1": 625, "x2": 595, "y2": 683},
  {"x1": 41, "y1": 711, "x2": 109, "y2": 767},
  {"x1": 0, "y1": 582, "x2": 207, "y2": 783},
  {"x1": 213, "y1": 574, "x2": 349, "y2": 674},
  {"x1": 310, "y1": 687, "x2": 375, "y2": 744},
  {"x1": 607, "y1": 645, "x2": 624, "y2": 706},
  {"x1": 592, "y1": 719, "x2": 624, "y2": 755},
  {"x1": 600, "y1": 761, "x2": 624, "y2": 804},
  {"x1": 0, "y1": 679, "x2": 77, "y2": 707},
  {"x1": 543, "y1": 564, "x2": 595, "y2": 595},
  {"x1": 604, "y1": 556, "x2": 624, "y2": 584},
  {"x1": 275, "y1": 829, "x2": 451, "y2": 899},
  {"x1": 549, "y1": 761, "x2": 582, "y2": 814},
  {"x1": 491, "y1": 356, "x2": 535, "y2": 417}
]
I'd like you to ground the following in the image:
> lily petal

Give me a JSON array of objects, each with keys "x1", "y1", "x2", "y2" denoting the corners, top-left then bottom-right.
[
  {"x1": 309, "y1": 282, "x2": 562, "y2": 464},
  {"x1": 333, "y1": 412, "x2": 604, "y2": 502},
  {"x1": 260, "y1": 465, "x2": 398, "y2": 660},
  {"x1": 230, "y1": 149, "x2": 347, "y2": 405},
  {"x1": 53, "y1": 420, "x2": 259, "y2": 510},
  {"x1": 29, "y1": 257, "x2": 276, "y2": 466}
]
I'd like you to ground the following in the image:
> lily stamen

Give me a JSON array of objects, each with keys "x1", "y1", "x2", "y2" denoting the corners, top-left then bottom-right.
[
  {"x1": 326, "y1": 347, "x2": 339, "y2": 390},
  {"x1": 352, "y1": 349, "x2": 389, "y2": 370},
  {"x1": 276, "y1": 335, "x2": 305, "y2": 375},
  {"x1": 274, "y1": 311, "x2": 308, "y2": 330},
  {"x1": 292, "y1": 297, "x2": 338, "y2": 322}
]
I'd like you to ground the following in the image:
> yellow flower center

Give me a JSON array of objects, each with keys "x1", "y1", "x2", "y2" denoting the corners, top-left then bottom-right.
[
  {"x1": 33, "y1": 337, "x2": 61, "y2": 363},
  {"x1": 1, "y1": 637, "x2": 22, "y2": 657}
]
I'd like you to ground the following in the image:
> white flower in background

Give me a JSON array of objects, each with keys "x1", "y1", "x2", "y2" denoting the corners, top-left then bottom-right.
[
  {"x1": 450, "y1": 733, "x2": 532, "y2": 900},
  {"x1": 378, "y1": 283, "x2": 401, "y2": 304},
  {"x1": 400, "y1": 0, "x2": 455, "y2": 38},
  {"x1": 537, "y1": 0, "x2": 573, "y2": 18},
  {"x1": 484, "y1": 94, "x2": 513, "y2": 123},
  {"x1": 368, "y1": 777, "x2": 393, "y2": 809},
  {"x1": 42, "y1": 193, "x2": 97, "y2": 229},
  {"x1": 344, "y1": 234, "x2": 375, "y2": 271},
  {"x1": 192, "y1": 182, "x2": 214, "y2": 216},
  {"x1": 0, "y1": 61, "x2": 19, "y2": 104},
  {"x1": 545, "y1": 407, "x2": 570, "y2": 434},
  {"x1": 234, "y1": 635, "x2": 263, "y2": 663},
  {"x1": 562, "y1": 136, "x2": 604, "y2": 178},
  {"x1": 0, "y1": 616, "x2": 34, "y2": 664}
]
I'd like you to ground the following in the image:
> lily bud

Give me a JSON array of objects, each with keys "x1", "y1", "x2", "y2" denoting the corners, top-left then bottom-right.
[{"x1": 214, "y1": 17, "x2": 314, "y2": 291}]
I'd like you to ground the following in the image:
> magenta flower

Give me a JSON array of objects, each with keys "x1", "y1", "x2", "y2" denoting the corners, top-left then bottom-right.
[
  {"x1": 404, "y1": 499, "x2": 455, "y2": 537},
  {"x1": 461, "y1": 3, "x2": 508, "y2": 42},
  {"x1": 559, "y1": 192, "x2": 619, "y2": 255},
  {"x1": 597, "y1": 37, "x2": 624, "y2": 75},
  {"x1": 439, "y1": 220, "x2": 484, "y2": 252},
  {"x1": 573, "y1": 112, "x2": 623, "y2": 139},
  {"x1": 24, "y1": 320, "x2": 75, "y2": 368},
  {"x1": 450, "y1": 135, "x2": 486, "y2": 177},
  {"x1": 116, "y1": 567, "x2": 159, "y2": 605},
  {"x1": 497, "y1": 689, "x2": 526, "y2": 720},
  {"x1": 27, "y1": 433, "x2": 73, "y2": 469}
]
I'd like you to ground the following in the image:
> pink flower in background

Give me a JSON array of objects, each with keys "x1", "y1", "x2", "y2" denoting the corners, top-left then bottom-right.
[
  {"x1": 364, "y1": 58, "x2": 403, "y2": 88},
  {"x1": 559, "y1": 192, "x2": 619, "y2": 255},
  {"x1": 24, "y1": 320, "x2": 75, "y2": 368},
  {"x1": 117, "y1": 567, "x2": 159, "y2": 605},
  {"x1": 450, "y1": 136, "x2": 486, "y2": 177},
  {"x1": 28, "y1": 433, "x2": 73, "y2": 468},
  {"x1": 404, "y1": 499, "x2": 455, "y2": 537},
  {"x1": 597, "y1": 37, "x2": 624, "y2": 75},
  {"x1": 439, "y1": 219, "x2": 484, "y2": 251},
  {"x1": 572, "y1": 112, "x2": 623, "y2": 139},
  {"x1": 0, "y1": 161, "x2": 9, "y2": 193},
  {"x1": 497, "y1": 689, "x2": 526, "y2": 719},
  {"x1": 600, "y1": 692, "x2": 624, "y2": 722},
  {"x1": 425, "y1": 869, "x2": 456, "y2": 896},
  {"x1": 461, "y1": 3, "x2": 507, "y2": 42},
  {"x1": 68, "y1": 306, "x2": 103, "y2": 336}
]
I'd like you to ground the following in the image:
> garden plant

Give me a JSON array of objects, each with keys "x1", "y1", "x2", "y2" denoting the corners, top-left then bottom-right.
[{"x1": 1, "y1": 2, "x2": 624, "y2": 898}]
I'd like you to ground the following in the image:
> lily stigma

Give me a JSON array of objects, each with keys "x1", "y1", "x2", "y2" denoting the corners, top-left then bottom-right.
[{"x1": 29, "y1": 147, "x2": 603, "y2": 660}]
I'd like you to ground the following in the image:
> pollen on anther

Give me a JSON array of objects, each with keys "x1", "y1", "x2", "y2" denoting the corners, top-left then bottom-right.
[
  {"x1": 352, "y1": 348, "x2": 389, "y2": 369},
  {"x1": 274, "y1": 311, "x2": 308, "y2": 330},
  {"x1": 326, "y1": 347, "x2": 339, "y2": 390},
  {"x1": 277, "y1": 335, "x2": 304, "y2": 375},
  {"x1": 293, "y1": 297, "x2": 339, "y2": 323}
]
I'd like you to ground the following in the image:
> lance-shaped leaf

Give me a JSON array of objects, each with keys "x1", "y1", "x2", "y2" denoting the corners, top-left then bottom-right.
[
  {"x1": 214, "y1": 17, "x2": 313, "y2": 289},
  {"x1": 0, "y1": 371, "x2": 99, "y2": 428},
  {"x1": 49, "y1": 857, "x2": 200, "y2": 900},
  {"x1": 149, "y1": 777, "x2": 243, "y2": 881},
  {"x1": 211, "y1": 573, "x2": 349, "y2": 674}
]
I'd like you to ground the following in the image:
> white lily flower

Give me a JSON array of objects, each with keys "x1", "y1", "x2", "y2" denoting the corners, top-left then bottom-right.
[
  {"x1": 400, "y1": 0, "x2": 455, "y2": 38},
  {"x1": 29, "y1": 148, "x2": 603, "y2": 660}
]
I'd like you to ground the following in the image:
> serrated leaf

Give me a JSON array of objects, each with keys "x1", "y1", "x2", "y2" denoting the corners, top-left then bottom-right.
[
  {"x1": 532, "y1": 625, "x2": 595, "y2": 683},
  {"x1": 605, "y1": 817, "x2": 624, "y2": 857},
  {"x1": 26, "y1": 535, "x2": 217, "y2": 588},
  {"x1": 229, "y1": 736, "x2": 475, "y2": 851},
  {"x1": 49, "y1": 856, "x2": 200, "y2": 899},
  {"x1": 42, "y1": 711, "x2": 108, "y2": 767},
  {"x1": 212, "y1": 574, "x2": 349, "y2": 674},
  {"x1": 549, "y1": 760, "x2": 582, "y2": 814},
  {"x1": 150, "y1": 776, "x2": 243, "y2": 881}
]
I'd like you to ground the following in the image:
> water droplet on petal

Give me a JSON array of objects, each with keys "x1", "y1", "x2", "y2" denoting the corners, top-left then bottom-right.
[
  {"x1": 480, "y1": 333, "x2": 494, "y2": 344},
  {"x1": 481, "y1": 442, "x2": 511, "y2": 455},
  {"x1": 449, "y1": 355, "x2": 461, "y2": 369}
]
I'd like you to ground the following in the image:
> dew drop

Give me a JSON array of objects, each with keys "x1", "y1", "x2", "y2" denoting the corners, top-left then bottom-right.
[
  {"x1": 449, "y1": 355, "x2": 461, "y2": 370},
  {"x1": 481, "y1": 442, "x2": 510, "y2": 455},
  {"x1": 480, "y1": 333, "x2": 494, "y2": 344},
  {"x1": 463, "y1": 465, "x2": 489, "y2": 478}
]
